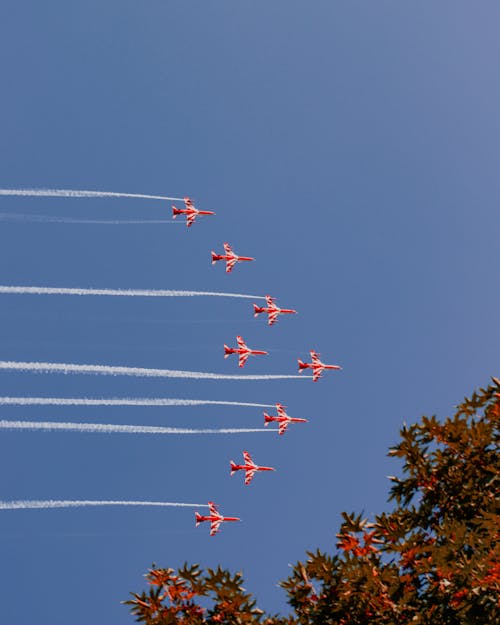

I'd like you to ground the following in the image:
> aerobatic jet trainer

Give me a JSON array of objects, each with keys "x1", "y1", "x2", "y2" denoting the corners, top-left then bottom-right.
[
  {"x1": 224, "y1": 335, "x2": 268, "y2": 368},
  {"x1": 298, "y1": 350, "x2": 342, "y2": 382},
  {"x1": 253, "y1": 295, "x2": 297, "y2": 326},
  {"x1": 195, "y1": 501, "x2": 241, "y2": 536},
  {"x1": 211, "y1": 242, "x2": 254, "y2": 273},
  {"x1": 171, "y1": 197, "x2": 215, "y2": 227},
  {"x1": 230, "y1": 451, "x2": 275, "y2": 485},
  {"x1": 264, "y1": 403, "x2": 308, "y2": 436}
]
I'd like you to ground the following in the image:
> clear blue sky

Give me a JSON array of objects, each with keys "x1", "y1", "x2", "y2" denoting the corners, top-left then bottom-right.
[{"x1": 0, "y1": 2, "x2": 499, "y2": 623}]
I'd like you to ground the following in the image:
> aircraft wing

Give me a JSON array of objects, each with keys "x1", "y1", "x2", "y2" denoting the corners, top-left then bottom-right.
[
  {"x1": 238, "y1": 352, "x2": 249, "y2": 368},
  {"x1": 278, "y1": 420, "x2": 289, "y2": 436},
  {"x1": 226, "y1": 257, "x2": 237, "y2": 273},
  {"x1": 310, "y1": 350, "x2": 321, "y2": 365},
  {"x1": 265, "y1": 295, "x2": 276, "y2": 307},
  {"x1": 223, "y1": 242, "x2": 233, "y2": 254},
  {"x1": 312, "y1": 367, "x2": 323, "y2": 382},
  {"x1": 276, "y1": 404, "x2": 287, "y2": 418},
  {"x1": 186, "y1": 212, "x2": 197, "y2": 227},
  {"x1": 184, "y1": 197, "x2": 194, "y2": 208},
  {"x1": 208, "y1": 501, "x2": 219, "y2": 516},
  {"x1": 210, "y1": 519, "x2": 223, "y2": 536},
  {"x1": 242, "y1": 450, "x2": 253, "y2": 465},
  {"x1": 268, "y1": 310, "x2": 279, "y2": 326},
  {"x1": 244, "y1": 468, "x2": 257, "y2": 485},
  {"x1": 236, "y1": 336, "x2": 247, "y2": 348}
]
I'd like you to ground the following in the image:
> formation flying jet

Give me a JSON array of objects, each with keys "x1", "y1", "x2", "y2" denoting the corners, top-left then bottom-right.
[
  {"x1": 230, "y1": 450, "x2": 275, "y2": 485},
  {"x1": 211, "y1": 242, "x2": 255, "y2": 273},
  {"x1": 171, "y1": 197, "x2": 215, "y2": 227},
  {"x1": 298, "y1": 350, "x2": 342, "y2": 382},
  {"x1": 264, "y1": 403, "x2": 308, "y2": 436},
  {"x1": 224, "y1": 335, "x2": 268, "y2": 368},
  {"x1": 195, "y1": 501, "x2": 241, "y2": 536},
  {"x1": 253, "y1": 295, "x2": 297, "y2": 326}
]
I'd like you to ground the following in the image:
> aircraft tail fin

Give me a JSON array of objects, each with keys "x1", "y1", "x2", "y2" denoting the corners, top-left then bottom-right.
[
  {"x1": 253, "y1": 304, "x2": 262, "y2": 318},
  {"x1": 172, "y1": 205, "x2": 181, "y2": 218},
  {"x1": 298, "y1": 359, "x2": 307, "y2": 372},
  {"x1": 211, "y1": 251, "x2": 218, "y2": 265},
  {"x1": 263, "y1": 413, "x2": 273, "y2": 426},
  {"x1": 224, "y1": 345, "x2": 231, "y2": 358},
  {"x1": 230, "y1": 461, "x2": 238, "y2": 476},
  {"x1": 195, "y1": 512, "x2": 203, "y2": 527}
]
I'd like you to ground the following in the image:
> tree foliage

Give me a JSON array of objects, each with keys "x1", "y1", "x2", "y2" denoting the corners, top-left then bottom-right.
[{"x1": 126, "y1": 380, "x2": 500, "y2": 624}]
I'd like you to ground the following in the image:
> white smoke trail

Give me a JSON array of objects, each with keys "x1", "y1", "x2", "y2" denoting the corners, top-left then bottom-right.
[
  {"x1": 0, "y1": 500, "x2": 208, "y2": 510},
  {"x1": 0, "y1": 285, "x2": 264, "y2": 300},
  {"x1": 0, "y1": 213, "x2": 176, "y2": 225},
  {"x1": 0, "y1": 396, "x2": 273, "y2": 408},
  {"x1": 0, "y1": 361, "x2": 302, "y2": 380},
  {"x1": 0, "y1": 189, "x2": 182, "y2": 201},
  {"x1": 0, "y1": 420, "x2": 273, "y2": 435}
]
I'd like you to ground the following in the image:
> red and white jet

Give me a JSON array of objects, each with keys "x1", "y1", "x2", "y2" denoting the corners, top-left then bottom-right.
[
  {"x1": 211, "y1": 242, "x2": 255, "y2": 273},
  {"x1": 230, "y1": 451, "x2": 275, "y2": 485},
  {"x1": 224, "y1": 335, "x2": 268, "y2": 368},
  {"x1": 298, "y1": 350, "x2": 342, "y2": 382},
  {"x1": 171, "y1": 197, "x2": 215, "y2": 227},
  {"x1": 264, "y1": 403, "x2": 308, "y2": 436},
  {"x1": 253, "y1": 295, "x2": 297, "y2": 326},
  {"x1": 195, "y1": 501, "x2": 241, "y2": 536}
]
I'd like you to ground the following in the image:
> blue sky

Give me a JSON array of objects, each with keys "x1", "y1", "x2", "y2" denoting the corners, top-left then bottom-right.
[{"x1": 0, "y1": 2, "x2": 499, "y2": 623}]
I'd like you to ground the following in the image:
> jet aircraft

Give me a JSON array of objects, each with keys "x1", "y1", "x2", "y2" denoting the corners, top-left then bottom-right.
[
  {"x1": 224, "y1": 335, "x2": 268, "y2": 368},
  {"x1": 211, "y1": 242, "x2": 254, "y2": 273},
  {"x1": 253, "y1": 295, "x2": 297, "y2": 326},
  {"x1": 264, "y1": 403, "x2": 308, "y2": 435},
  {"x1": 230, "y1": 450, "x2": 275, "y2": 485},
  {"x1": 171, "y1": 197, "x2": 215, "y2": 227},
  {"x1": 298, "y1": 350, "x2": 342, "y2": 382},
  {"x1": 195, "y1": 501, "x2": 241, "y2": 536}
]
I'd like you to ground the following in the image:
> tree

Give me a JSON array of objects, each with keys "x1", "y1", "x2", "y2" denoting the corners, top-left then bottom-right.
[{"x1": 125, "y1": 380, "x2": 500, "y2": 624}]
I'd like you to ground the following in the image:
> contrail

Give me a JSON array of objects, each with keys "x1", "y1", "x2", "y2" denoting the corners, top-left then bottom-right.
[
  {"x1": 0, "y1": 420, "x2": 273, "y2": 435},
  {"x1": 0, "y1": 213, "x2": 176, "y2": 225},
  {"x1": 0, "y1": 500, "x2": 208, "y2": 511},
  {"x1": 0, "y1": 285, "x2": 264, "y2": 300},
  {"x1": 0, "y1": 397, "x2": 273, "y2": 408},
  {"x1": 0, "y1": 189, "x2": 182, "y2": 201},
  {"x1": 0, "y1": 361, "x2": 302, "y2": 380}
]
